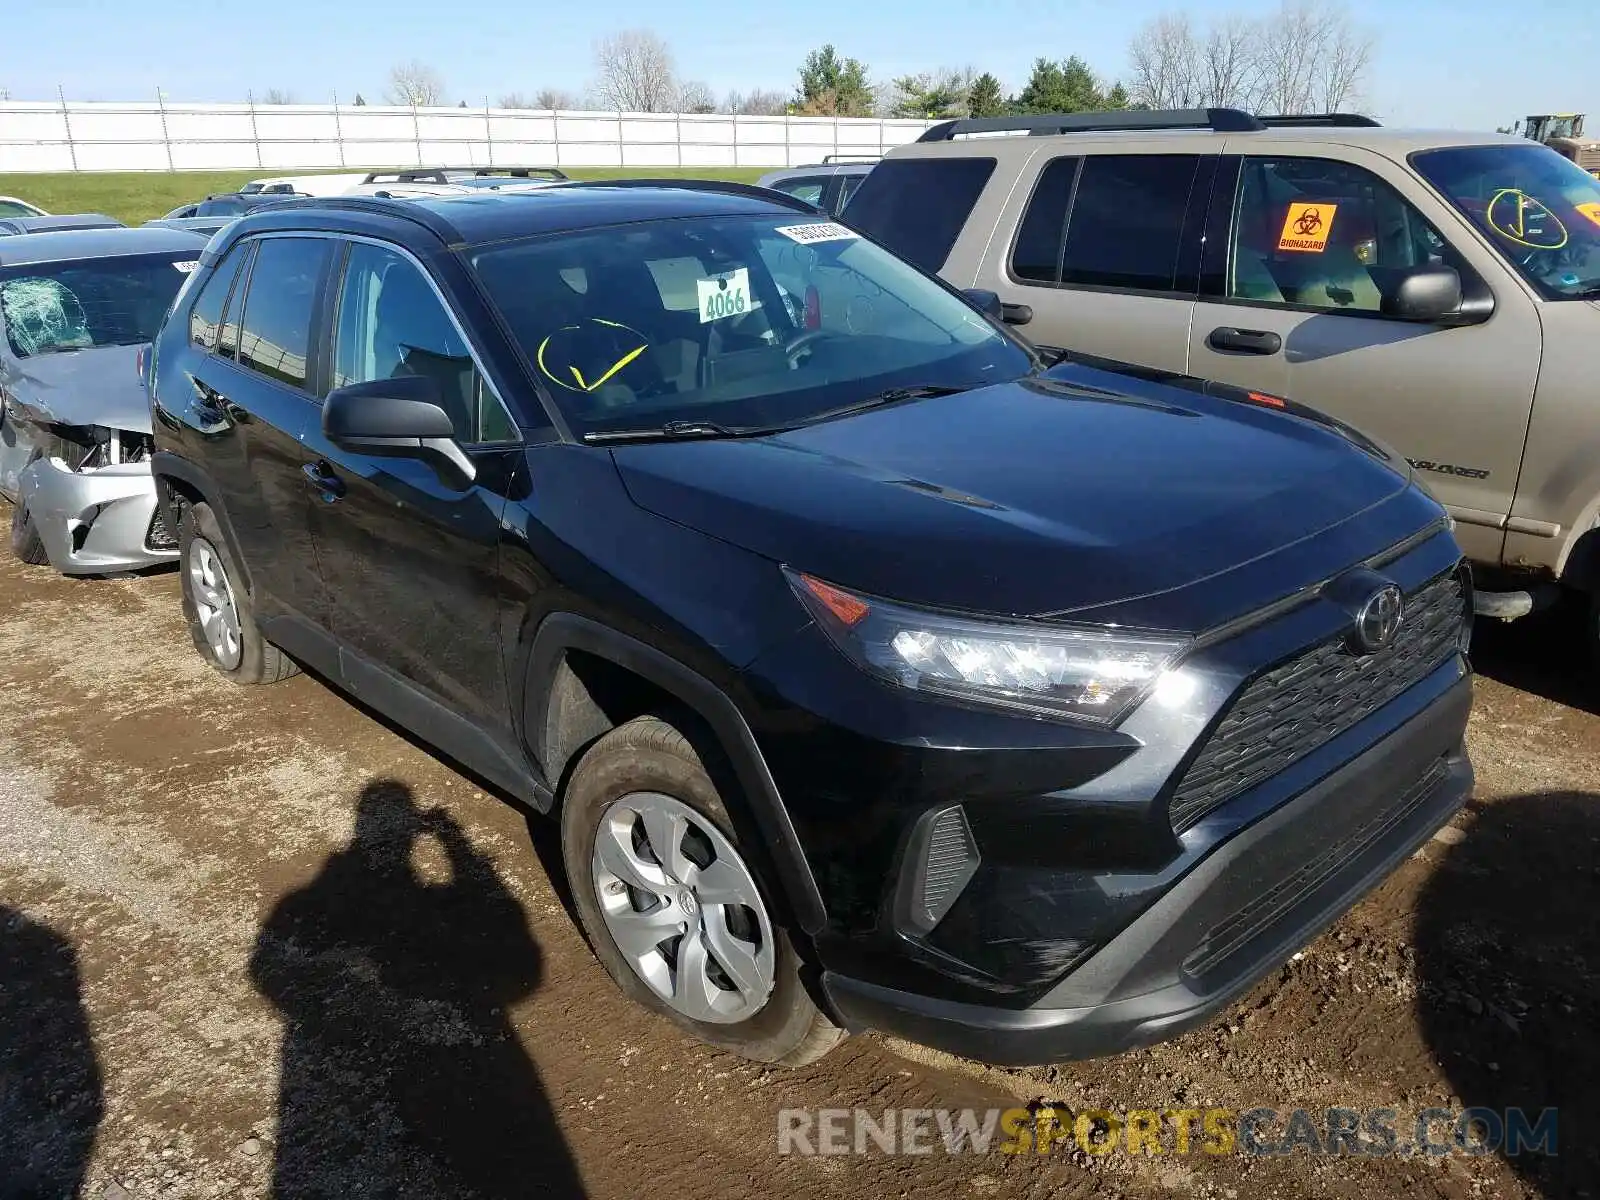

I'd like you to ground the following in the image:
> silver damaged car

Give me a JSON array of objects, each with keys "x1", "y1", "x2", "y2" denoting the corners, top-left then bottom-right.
[{"x1": 0, "y1": 226, "x2": 206, "y2": 574}]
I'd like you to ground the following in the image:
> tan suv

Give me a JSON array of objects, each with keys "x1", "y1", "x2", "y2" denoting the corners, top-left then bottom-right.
[{"x1": 844, "y1": 109, "x2": 1600, "y2": 658}]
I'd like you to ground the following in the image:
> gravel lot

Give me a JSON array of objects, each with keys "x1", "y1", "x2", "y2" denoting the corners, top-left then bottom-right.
[{"x1": 1, "y1": 545, "x2": 1595, "y2": 1199}]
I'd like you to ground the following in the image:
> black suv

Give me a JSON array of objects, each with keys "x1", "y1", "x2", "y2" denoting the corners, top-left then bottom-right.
[{"x1": 147, "y1": 182, "x2": 1474, "y2": 1067}]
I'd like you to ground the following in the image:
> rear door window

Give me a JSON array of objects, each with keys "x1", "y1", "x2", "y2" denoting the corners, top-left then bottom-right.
[
  {"x1": 235, "y1": 237, "x2": 330, "y2": 389},
  {"x1": 844, "y1": 157, "x2": 997, "y2": 273},
  {"x1": 1010, "y1": 157, "x2": 1081, "y2": 283},
  {"x1": 188, "y1": 244, "x2": 249, "y2": 351},
  {"x1": 1058, "y1": 155, "x2": 1202, "y2": 292}
]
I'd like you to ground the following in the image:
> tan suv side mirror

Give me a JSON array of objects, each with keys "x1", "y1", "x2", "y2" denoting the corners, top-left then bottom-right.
[{"x1": 1380, "y1": 263, "x2": 1465, "y2": 323}]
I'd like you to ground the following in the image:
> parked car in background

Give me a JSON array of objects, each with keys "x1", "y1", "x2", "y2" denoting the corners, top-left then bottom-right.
[
  {"x1": 341, "y1": 166, "x2": 570, "y2": 199},
  {"x1": 0, "y1": 214, "x2": 123, "y2": 237},
  {"x1": 848, "y1": 108, "x2": 1600, "y2": 663},
  {"x1": 0, "y1": 226, "x2": 205, "y2": 573},
  {"x1": 145, "y1": 216, "x2": 235, "y2": 239},
  {"x1": 163, "y1": 193, "x2": 307, "y2": 221},
  {"x1": 147, "y1": 182, "x2": 1471, "y2": 1070},
  {"x1": 757, "y1": 156, "x2": 876, "y2": 215},
  {"x1": 241, "y1": 173, "x2": 367, "y2": 197},
  {"x1": 0, "y1": 197, "x2": 49, "y2": 219}
]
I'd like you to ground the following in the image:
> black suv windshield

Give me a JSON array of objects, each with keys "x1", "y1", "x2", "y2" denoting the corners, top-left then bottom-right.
[
  {"x1": 469, "y1": 213, "x2": 1030, "y2": 437},
  {"x1": 1413, "y1": 143, "x2": 1600, "y2": 299},
  {"x1": 0, "y1": 252, "x2": 198, "y2": 358}
]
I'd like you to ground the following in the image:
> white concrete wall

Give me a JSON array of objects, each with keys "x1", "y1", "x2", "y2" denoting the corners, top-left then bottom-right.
[{"x1": 0, "y1": 100, "x2": 939, "y2": 173}]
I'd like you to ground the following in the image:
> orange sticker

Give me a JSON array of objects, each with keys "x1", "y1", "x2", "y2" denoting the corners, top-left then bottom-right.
[
  {"x1": 1577, "y1": 201, "x2": 1600, "y2": 228},
  {"x1": 1278, "y1": 202, "x2": 1337, "y2": 253}
]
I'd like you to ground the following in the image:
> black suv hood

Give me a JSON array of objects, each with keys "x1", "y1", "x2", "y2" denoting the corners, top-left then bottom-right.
[{"x1": 612, "y1": 372, "x2": 1424, "y2": 632}]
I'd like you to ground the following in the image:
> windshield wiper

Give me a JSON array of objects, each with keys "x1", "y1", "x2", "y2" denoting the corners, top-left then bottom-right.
[
  {"x1": 785, "y1": 383, "x2": 973, "y2": 429},
  {"x1": 582, "y1": 419, "x2": 754, "y2": 445}
]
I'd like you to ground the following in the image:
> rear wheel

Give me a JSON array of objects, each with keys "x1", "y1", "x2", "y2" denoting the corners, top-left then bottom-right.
[
  {"x1": 178, "y1": 500, "x2": 298, "y2": 684},
  {"x1": 560, "y1": 715, "x2": 841, "y2": 1066}
]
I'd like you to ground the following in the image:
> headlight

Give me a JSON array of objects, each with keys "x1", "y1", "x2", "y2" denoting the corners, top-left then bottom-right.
[{"x1": 786, "y1": 570, "x2": 1190, "y2": 726}]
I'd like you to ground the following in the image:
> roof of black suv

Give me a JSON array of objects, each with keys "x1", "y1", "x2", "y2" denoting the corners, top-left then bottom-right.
[{"x1": 226, "y1": 182, "x2": 820, "y2": 250}]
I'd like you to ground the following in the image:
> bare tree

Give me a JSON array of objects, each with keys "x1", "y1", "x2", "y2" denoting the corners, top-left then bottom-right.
[
  {"x1": 675, "y1": 79, "x2": 716, "y2": 114},
  {"x1": 385, "y1": 60, "x2": 445, "y2": 107},
  {"x1": 1253, "y1": 0, "x2": 1372, "y2": 112},
  {"x1": 591, "y1": 29, "x2": 678, "y2": 112},
  {"x1": 1128, "y1": 14, "x2": 1202, "y2": 109},
  {"x1": 723, "y1": 88, "x2": 788, "y2": 116},
  {"x1": 535, "y1": 87, "x2": 577, "y2": 110},
  {"x1": 1201, "y1": 16, "x2": 1261, "y2": 108},
  {"x1": 498, "y1": 92, "x2": 536, "y2": 109},
  {"x1": 1128, "y1": 2, "x2": 1371, "y2": 115},
  {"x1": 260, "y1": 88, "x2": 296, "y2": 105}
]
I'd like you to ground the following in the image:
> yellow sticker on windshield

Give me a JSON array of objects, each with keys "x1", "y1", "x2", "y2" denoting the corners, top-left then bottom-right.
[
  {"x1": 1278, "y1": 202, "x2": 1337, "y2": 253},
  {"x1": 1576, "y1": 201, "x2": 1600, "y2": 229},
  {"x1": 1486, "y1": 189, "x2": 1568, "y2": 249}
]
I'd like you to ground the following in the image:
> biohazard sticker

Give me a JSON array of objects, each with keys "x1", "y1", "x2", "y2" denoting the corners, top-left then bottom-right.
[
  {"x1": 1576, "y1": 201, "x2": 1600, "y2": 229},
  {"x1": 1278, "y1": 203, "x2": 1336, "y2": 253}
]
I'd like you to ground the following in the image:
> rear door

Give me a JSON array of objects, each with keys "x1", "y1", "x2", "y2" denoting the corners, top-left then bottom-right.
[
  {"x1": 1186, "y1": 147, "x2": 1541, "y2": 558},
  {"x1": 972, "y1": 149, "x2": 1213, "y2": 373},
  {"x1": 181, "y1": 234, "x2": 334, "y2": 624},
  {"x1": 300, "y1": 238, "x2": 521, "y2": 736}
]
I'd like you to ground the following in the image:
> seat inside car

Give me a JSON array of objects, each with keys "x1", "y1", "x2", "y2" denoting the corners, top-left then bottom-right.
[{"x1": 371, "y1": 263, "x2": 475, "y2": 435}]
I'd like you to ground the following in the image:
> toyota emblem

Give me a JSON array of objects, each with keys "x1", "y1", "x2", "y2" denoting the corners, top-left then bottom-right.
[{"x1": 1351, "y1": 585, "x2": 1405, "y2": 654}]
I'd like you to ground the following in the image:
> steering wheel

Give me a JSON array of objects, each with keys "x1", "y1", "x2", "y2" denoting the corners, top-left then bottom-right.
[{"x1": 782, "y1": 329, "x2": 827, "y2": 366}]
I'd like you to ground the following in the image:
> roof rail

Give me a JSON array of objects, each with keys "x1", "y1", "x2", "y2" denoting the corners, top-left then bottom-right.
[
  {"x1": 360, "y1": 166, "x2": 568, "y2": 184},
  {"x1": 917, "y1": 107, "x2": 1265, "y2": 141},
  {"x1": 1256, "y1": 113, "x2": 1381, "y2": 128},
  {"x1": 543, "y1": 177, "x2": 825, "y2": 214},
  {"x1": 821, "y1": 153, "x2": 880, "y2": 163},
  {"x1": 259, "y1": 195, "x2": 466, "y2": 243}
]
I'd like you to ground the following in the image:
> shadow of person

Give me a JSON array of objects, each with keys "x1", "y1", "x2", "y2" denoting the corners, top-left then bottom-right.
[
  {"x1": 250, "y1": 780, "x2": 585, "y2": 1199},
  {"x1": 1415, "y1": 791, "x2": 1600, "y2": 1195},
  {"x1": 0, "y1": 907, "x2": 103, "y2": 1200}
]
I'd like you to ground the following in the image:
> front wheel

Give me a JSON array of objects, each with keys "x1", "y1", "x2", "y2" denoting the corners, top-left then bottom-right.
[
  {"x1": 560, "y1": 715, "x2": 841, "y2": 1066},
  {"x1": 177, "y1": 500, "x2": 299, "y2": 684}
]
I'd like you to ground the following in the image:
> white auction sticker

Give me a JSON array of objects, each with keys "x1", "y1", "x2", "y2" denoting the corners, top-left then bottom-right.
[
  {"x1": 172, "y1": 260, "x2": 199, "y2": 273},
  {"x1": 697, "y1": 267, "x2": 752, "y2": 324},
  {"x1": 773, "y1": 222, "x2": 859, "y2": 245}
]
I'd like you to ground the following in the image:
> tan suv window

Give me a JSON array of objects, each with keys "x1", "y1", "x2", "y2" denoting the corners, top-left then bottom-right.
[{"x1": 1231, "y1": 158, "x2": 1444, "y2": 313}]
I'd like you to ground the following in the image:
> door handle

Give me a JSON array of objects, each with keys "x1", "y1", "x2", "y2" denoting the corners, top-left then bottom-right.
[
  {"x1": 1207, "y1": 326, "x2": 1282, "y2": 355},
  {"x1": 302, "y1": 460, "x2": 346, "y2": 502}
]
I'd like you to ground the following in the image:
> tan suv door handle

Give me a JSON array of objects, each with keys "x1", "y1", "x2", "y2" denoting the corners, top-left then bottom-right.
[{"x1": 1207, "y1": 327, "x2": 1282, "y2": 355}]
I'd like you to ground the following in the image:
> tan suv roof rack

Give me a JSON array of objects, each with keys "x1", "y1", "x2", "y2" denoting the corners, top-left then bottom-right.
[{"x1": 917, "y1": 108, "x2": 1383, "y2": 142}]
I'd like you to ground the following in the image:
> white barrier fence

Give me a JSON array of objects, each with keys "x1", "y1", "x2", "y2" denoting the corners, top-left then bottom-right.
[{"x1": 0, "y1": 100, "x2": 940, "y2": 174}]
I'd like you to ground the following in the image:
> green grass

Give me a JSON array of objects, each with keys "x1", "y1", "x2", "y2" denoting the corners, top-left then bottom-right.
[{"x1": 0, "y1": 167, "x2": 770, "y2": 227}]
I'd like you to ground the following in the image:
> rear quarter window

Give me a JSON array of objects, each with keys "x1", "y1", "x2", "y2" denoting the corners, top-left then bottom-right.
[{"x1": 844, "y1": 157, "x2": 997, "y2": 274}]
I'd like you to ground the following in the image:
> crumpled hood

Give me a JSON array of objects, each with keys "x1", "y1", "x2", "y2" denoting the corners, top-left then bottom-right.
[
  {"x1": 2, "y1": 344, "x2": 151, "y2": 434},
  {"x1": 612, "y1": 372, "x2": 1422, "y2": 630}
]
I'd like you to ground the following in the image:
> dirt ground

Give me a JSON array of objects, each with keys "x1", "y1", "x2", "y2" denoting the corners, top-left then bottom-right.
[{"x1": 1, "y1": 546, "x2": 1596, "y2": 1200}]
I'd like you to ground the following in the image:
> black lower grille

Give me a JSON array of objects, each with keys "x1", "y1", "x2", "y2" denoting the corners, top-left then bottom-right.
[
  {"x1": 146, "y1": 505, "x2": 178, "y2": 551},
  {"x1": 1182, "y1": 759, "x2": 1449, "y2": 981},
  {"x1": 1168, "y1": 569, "x2": 1465, "y2": 832}
]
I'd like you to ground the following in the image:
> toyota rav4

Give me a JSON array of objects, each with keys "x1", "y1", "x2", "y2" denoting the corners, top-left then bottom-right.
[{"x1": 146, "y1": 182, "x2": 1474, "y2": 1067}]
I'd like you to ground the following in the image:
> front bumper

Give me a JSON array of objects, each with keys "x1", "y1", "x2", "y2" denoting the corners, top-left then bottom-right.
[
  {"x1": 17, "y1": 457, "x2": 176, "y2": 575},
  {"x1": 820, "y1": 670, "x2": 1472, "y2": 1066}
]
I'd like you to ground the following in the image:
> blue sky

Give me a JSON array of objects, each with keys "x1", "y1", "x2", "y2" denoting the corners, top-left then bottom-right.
[{"x1": 5, "y1": 0, "x2": 1598, "y2": 130}]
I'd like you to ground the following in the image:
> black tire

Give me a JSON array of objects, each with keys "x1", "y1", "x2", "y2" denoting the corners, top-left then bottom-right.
[
  {"x1": 177, "y1": 500, "x2": 299, "y2": 684},
  {"x1": 9, "y1": 500, "x2": 48, "y2": 566},
  {"x1": 560, "y1": 715, "x2": 842, "y2": 1066}
]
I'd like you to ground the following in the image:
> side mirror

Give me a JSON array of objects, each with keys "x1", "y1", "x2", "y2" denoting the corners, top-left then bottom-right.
[
  {"x1": 962, "y1": 287, "x2": 1004, "y2": 321},
  {"x1": 323, "y1": 375, "x2": 475, "y2": 486},
  {"x1": 1379, "y1": 264, "x2": 1463, "y2": 323}
]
